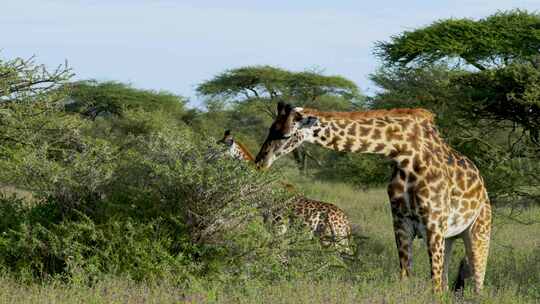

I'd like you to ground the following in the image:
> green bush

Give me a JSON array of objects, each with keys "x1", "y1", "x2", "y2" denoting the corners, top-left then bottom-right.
[
  {"x1": 315, "y1": 153, "x2": 390, "y2": 188},
  {"x1": 0, "y1": 110, "x2": 343, "y2": 283}
]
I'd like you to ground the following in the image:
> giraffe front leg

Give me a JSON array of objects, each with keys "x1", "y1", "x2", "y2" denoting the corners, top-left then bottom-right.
[
  {"x1": 392, "y1": 217, "x2": 415, "y2": 279},
  {"x1": 388, "y1": 176, "x2": 414, "y2": 279},
  {"x1": 426, "y1": 226, "x2": 445, "y2": 293}
]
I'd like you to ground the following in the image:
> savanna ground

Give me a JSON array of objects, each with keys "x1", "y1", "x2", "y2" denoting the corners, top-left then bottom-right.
[{"x1": 1, "y1": 170, "x2": 538, "y2": 304}]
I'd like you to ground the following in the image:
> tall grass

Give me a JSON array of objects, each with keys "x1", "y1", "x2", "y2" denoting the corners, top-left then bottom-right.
[{"x1": 1, "y1": 172, "x2": 539, "y2": 303}]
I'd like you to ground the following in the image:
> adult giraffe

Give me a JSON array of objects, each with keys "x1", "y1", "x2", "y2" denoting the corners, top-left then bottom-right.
[
  {"x1": 255, "y1": 102, "x2": 491, "y2": 293},
  {"x1": 218, "y1": 130, "x2": 353, "y2": 254}
]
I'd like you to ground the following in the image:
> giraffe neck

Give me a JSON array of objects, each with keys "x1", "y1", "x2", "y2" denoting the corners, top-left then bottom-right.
[
  {"x1": 303, "y1": 108, "x2": 436, "y2": 161},
  {"x1": 232, "y1": 140, "x2": 296, "y2": 192},
  {"x1": 231, "y1": 141, "x2": 255, "y2": 162}
]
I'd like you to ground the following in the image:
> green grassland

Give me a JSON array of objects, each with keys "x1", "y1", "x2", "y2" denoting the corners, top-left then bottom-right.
[{"x1": 1, "y1": 174, "x2": 538, "y2": 304}]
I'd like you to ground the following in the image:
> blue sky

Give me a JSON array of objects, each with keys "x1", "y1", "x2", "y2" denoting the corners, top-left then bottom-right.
[{"x1": 2, "y1": 1, "x2": 538, "y2": 107}]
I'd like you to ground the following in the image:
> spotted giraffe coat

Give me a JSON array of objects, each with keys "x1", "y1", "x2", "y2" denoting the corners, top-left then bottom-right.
[
  {"x1": 255, "y1": 103, "x2": 491, "y2": 293},
  {"x1": 218, "y1": 130, "x2": 353, "y2": 254}
]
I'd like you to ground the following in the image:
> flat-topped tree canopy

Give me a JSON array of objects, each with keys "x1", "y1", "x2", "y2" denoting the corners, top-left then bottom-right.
[
  {"x1": 197, "y1": 65, "x2": 361, "y2": 118},
  {"x1": 374, "y1": 9, "x2": 540, "y2": 145},
  {"x1": 375, "y1": 9, "x2": 540, "y2": 71},
  {"x1": 67, "y1": 80, "x2": 187, "y2": 119}
]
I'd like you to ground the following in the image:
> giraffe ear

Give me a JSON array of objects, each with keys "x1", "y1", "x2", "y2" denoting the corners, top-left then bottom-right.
[
  {"x1": 299, "y1": 116, "x2": 318, "y2": 128},
  {"x1": 277, "y1": 101, "x2": 285, "y2": 115},
  {"x1": 220, "y1": 129, "x2": 234, "y2": 146}
]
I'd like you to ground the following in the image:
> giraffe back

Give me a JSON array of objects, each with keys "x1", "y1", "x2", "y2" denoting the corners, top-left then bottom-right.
[{"x1": 267, "y1": 196, "x2": 353, "y2": 254}]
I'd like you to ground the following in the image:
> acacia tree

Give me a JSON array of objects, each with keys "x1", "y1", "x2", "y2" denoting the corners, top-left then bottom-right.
[
  {"x1": 197, "y1": 65, "x2": 361, "y2": 117},
  {"x1": 374, "y1": 9, "x2": 540, "y2": 140},
  {"x1": 0, "y1": 55, "x2": 72, "y2": 103},
  {"x1": 373, "y1": 9, "x2": 540, "y2": 204},
  {"x1": 375, "y1": 9, "x2": 540, "y2": 70},
  {"x1": 0, "y1": 55, "x2": 76, "y2": 151},
  {"x1": 197, "y1": 65, "x2": 362, "y2": 171},
  {"x1": 66, "y1": 80, "x2": 188, "y2": 120}
]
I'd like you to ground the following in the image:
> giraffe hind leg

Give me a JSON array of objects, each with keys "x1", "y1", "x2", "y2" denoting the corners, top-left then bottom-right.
[
  {"x1": 442, "y1": 237, "x2": 455, "y2": 290},
  {"x1": 462, "y1": 203, "x2": 491, "y2": 293},
  {"x1": 452, "y1": 256, "x2": 471, "y2": 293},
  {"x1": 426, "y1": 227, "x2": 446, "y2": 293}
]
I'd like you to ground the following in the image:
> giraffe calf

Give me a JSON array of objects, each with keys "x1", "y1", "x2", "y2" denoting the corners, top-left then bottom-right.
[
  {"x1": 265, "y1": 196, "x2": 353, "y2": 255},
  {"x1": 218, "y1": 130, "x2": 354, "y2": 255}
]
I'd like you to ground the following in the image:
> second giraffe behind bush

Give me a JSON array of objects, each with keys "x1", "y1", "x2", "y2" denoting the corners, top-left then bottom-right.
[{"x1": 218, "y1": 130, "x2": 353, "y2": 255}]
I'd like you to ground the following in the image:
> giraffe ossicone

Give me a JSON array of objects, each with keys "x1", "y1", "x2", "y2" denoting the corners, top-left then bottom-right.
[{"x1": 255, "y1": 102, "x2": 491, "y2": 293}]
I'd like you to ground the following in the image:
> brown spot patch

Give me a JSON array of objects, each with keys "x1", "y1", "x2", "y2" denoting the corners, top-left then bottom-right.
[
  {"x1": 430, "y1": 210, "x2": 441, "y2": 221},
  {"x1": 394, "y1": 143, "x2": 413, "y2": 157},
  {"x1": 425, "y1": 170, "x2": 443, "y2": 183},
  {"x1": 359, "y1": 126, "x2": 371, "y2": 137},
  {"x1": 417, "y1": 186, "x2": 429, "y2": 198},
  {"x1": 371, "y1": 129, "x2": 382, "y2": 140},
  {"x1": 407, "y1": 124, "x2": 422, "y2": 150},
  {"x1": 327, "y1": 136, "x2": 341, "y2": 150},
  {"x1": 398, "y1": 118, "x2": 413, "y2": 129},
  {"x1": 347, "y1": 123, "x2": 358, "y2": 136},
  {"x1": 400, "y1": 158, "x2": 410, "y2": 168},
  {"x1": 422, "y1": 149, "x2": 433, "y2": 165},
  {"x1": 463, "y1": 183, "x2": 482, "y2": 199},
  {"x1": 456, "y1": 170, "x2": 466, "y2": 189},
  {"x1": 357, "y1": 118, "x2": 374, "y2": 125},
  {"x1": 324, "y1": 128, "x2": 331, "y2": 138},
  {"x1": 357, "y1": 139, "x2": 371, "y2": 152},
  {"x1": 373, "y1": 143, "x2": 386, "y2": 153},
  {"x1": 466, "y1": 171, "x2": 479, "y2": 188},
  {"x1": 412, "y1": 154, "x2": 426, "y2": 175},
  {"x1": 385, "y1": 126, "x2": 403, "y2": 141},
  {"x1": 343, "y1": 137, "x2": 355, "y2": 152},
  {"x1": 394, "y1": 182, "x2": 405, "y2": 193}
]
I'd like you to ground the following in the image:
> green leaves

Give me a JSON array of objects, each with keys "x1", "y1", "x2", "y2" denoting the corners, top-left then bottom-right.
[
  {"x1": 66, "y1": 81, "x2": 187, "y2": 119},
  {"x1": 371, "y1": 9, "x2": 540, "y2": 205},
  {"x1": 375, "y1": 9, "x2": 540, "y2": 70},
  {"x1": 197, "y1": 65, "x2": 361, "y2": 107}
]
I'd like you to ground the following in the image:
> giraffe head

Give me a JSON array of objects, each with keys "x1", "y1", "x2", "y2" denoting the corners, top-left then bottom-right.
[
  {"x1": 255, "y1": 102, "x2": 318, "y2": 169},
  {"x1": 218, "y1": 130, "x2": 254, "y2": 161},
  {"x1": 218, "y1": 129, "x2": 234, "y2": 147}
]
